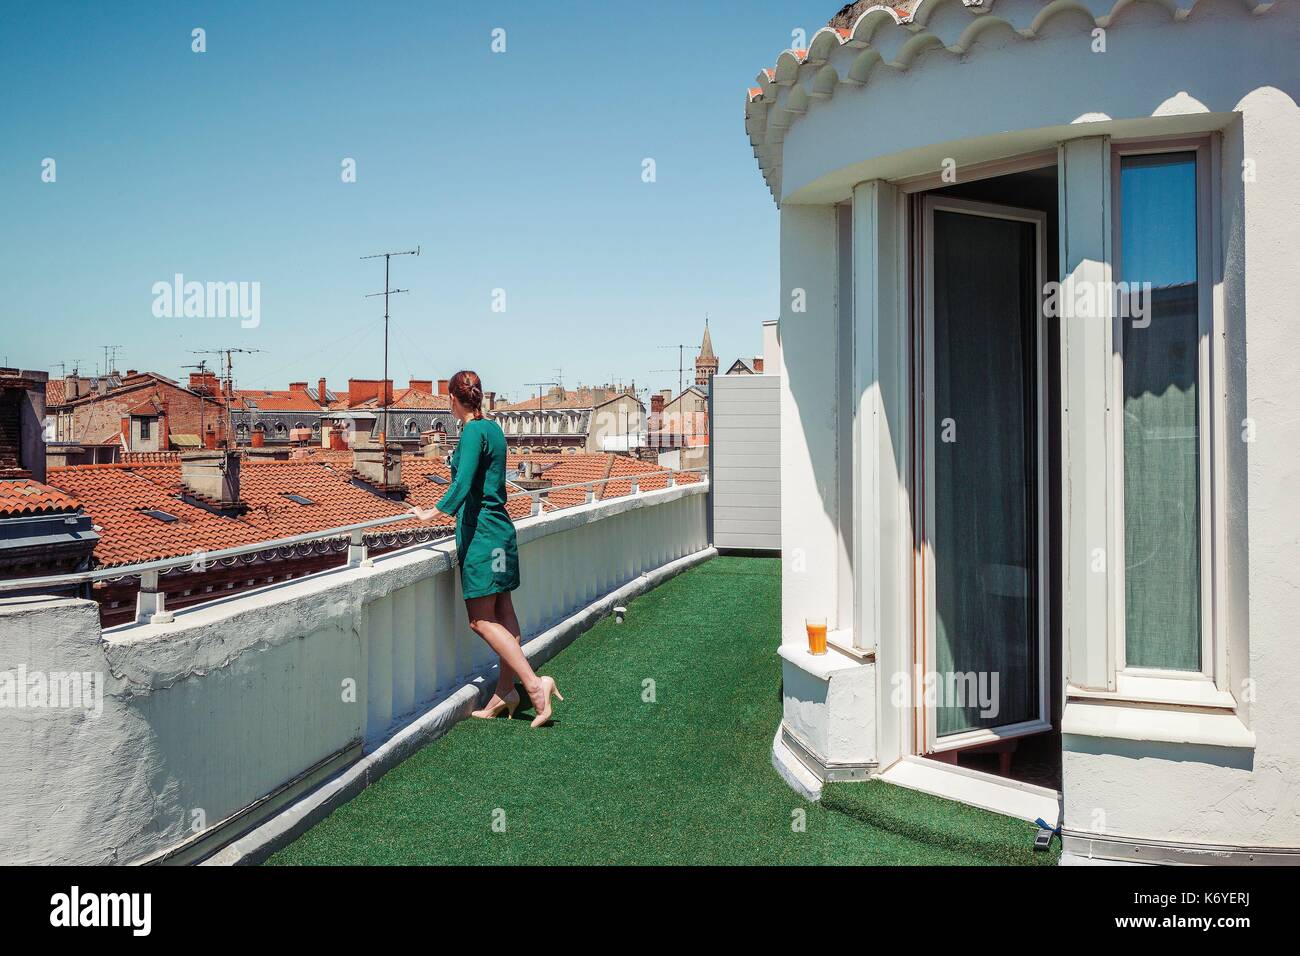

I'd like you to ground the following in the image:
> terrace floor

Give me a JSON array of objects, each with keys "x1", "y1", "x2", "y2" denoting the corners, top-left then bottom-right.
[{"x1": 268, "y1": 556, "x2": 1056, "y2": 865}]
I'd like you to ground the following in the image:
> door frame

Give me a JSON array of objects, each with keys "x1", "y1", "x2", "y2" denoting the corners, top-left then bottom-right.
[{"x1": 915, "y1": 194, "x2": 1052, "y2": 756}]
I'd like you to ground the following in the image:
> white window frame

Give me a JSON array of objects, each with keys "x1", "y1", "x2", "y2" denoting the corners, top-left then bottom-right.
[
  {"x1": 917, "y1": 195, "x2": 1052, "y2": 754},
  {"x1": 1108, "y1": 135, "x2": 1228, "y2": 701}
]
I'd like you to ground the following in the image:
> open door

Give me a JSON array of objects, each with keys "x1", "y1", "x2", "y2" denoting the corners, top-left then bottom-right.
[{"x1": 918, "y1": 196, "x2": 1050, "y2": 756}]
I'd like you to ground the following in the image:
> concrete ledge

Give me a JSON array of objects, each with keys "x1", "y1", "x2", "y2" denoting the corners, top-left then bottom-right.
[
  {"x1": 771, "y1": 727, "x2": 824, "y2": 801},
  {"x1": 779, "y1": 647, "x2": 876, "y2": 773},
  {"x1": 779, "y1": 723, "x2": 876, "y2": 783},
  {"x1": 1062, "y1": 830, "x2": 1300, "y2": 866},
  {"x1": 1063, "y1": 700, "x2": 1256, "y2": 750},
  {"x1": 202, "y1": 545, "x2": 717, "y2": 865}
]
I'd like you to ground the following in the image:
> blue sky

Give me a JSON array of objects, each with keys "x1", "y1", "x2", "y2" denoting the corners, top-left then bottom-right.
[{"x1": 0, "y1": 0, "x2": 830, "y2": 402}]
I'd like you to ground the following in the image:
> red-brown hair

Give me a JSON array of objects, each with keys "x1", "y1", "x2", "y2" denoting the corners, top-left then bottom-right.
[{"x1": 448, "y1": 370, "x2": 484, "y2": 417}]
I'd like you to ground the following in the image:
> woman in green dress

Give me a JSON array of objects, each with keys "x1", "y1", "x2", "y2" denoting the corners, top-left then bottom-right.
[{"x1": 410, "y1": 370, "x2": 562, "y2": 728}]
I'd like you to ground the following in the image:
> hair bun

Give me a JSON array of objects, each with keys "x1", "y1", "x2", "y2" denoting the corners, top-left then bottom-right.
[{"x1": 449, "y1": 370, "x2": 484, "y2": 412}]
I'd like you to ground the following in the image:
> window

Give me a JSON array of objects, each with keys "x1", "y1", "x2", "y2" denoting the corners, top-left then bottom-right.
[
  {"x1": 138, "y1": 417, "x2": 151, "y2": 439},
  {"x1": 283, "y1": 493, "x2": 315, "y2": 505},
  {"x1": 140, "y1": 508, "x2": 177, "y2": 523},
  {"x1": 1115, "y1": 144, "x2": 1211, "y2": 675}
]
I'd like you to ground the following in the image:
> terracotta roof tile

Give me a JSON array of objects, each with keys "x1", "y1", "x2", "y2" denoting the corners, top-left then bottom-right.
[
  {"x1": 508, "y1": 453, "x2": 697, "y2": 511},
  {"x1": 39, "y1": 451, "x2": 697, "y2": 568},
  {"x1": 44, "y1": 460, "x2": 432, "y2": 567},
  {"x1": 43, "y1": 466, "x2": 268, "y2": 565},
  {"x1": 0, "y1": 479, "x2": 82, "y2": 516},
  {"x1": 232, "y1": 390, "x2": 324, "y2": 412}
]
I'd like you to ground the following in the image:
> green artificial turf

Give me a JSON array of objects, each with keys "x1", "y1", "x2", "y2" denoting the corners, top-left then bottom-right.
[{"x1": 268, "y1": 556, "x2": 1052, "y2": 865}]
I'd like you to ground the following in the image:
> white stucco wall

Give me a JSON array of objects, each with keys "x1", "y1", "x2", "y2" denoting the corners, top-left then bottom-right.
[
  {"x1": 0, "y1": 483, "x2": 709, "y2": 865},
  {"x1": 1062, "y1": 78, "x2": 1300, "y2": 851},
  {"x1": 778, "y1": 205, "x2": 848, "y2": 644},
  {"x1": 764, "y1": 0, "x2": 1300, "y2": 854}
]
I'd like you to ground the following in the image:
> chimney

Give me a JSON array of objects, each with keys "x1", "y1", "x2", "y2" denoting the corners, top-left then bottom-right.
[
  {"x1": 244, "y1": 446, "x2": 290, "y2": 461},
  {"x1": 483, "y1": 391, "x2": 496, "y2": 411},
  {"x1": 353, "y1": 440, "x2": 404, "y2": 495},
  {"x1": 289, "y1": 381, "x2": 309, "y2": 395},
  {"x1": 437, "y1": 379, "x2": 449, "y2": 396},
  {"x1": 204, "y1": 429, "x2": 218, "y2": 450},
  {"x1": 180, "y1": 449, "x2": 244, "y2": 513},
  {"x1": 158, "y1": 402, "x2": 170, "y2": 451},
  {"x1": 348, "y1": 379, "x2": 392, "y2": 407},
  {"x1": 753, "y1": 357, "x2": 764, "y2": 373},
  {"x1": 250, "y1": 429, "x2": 265, "y2": 448},
  {"x1": 318, "y1": 377, "x2": 328, "y2": 403},
  {"x1": 650, "y1": 393, "x2": 665, "y2": 414},
  {"x1": 409, "y1": 379, "x2": 433, "y2": 394}
]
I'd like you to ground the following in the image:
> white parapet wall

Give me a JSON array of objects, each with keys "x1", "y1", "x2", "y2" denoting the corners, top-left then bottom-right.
[{"x1": 0, "y1": 482, "x2": 709, "y2": 865}]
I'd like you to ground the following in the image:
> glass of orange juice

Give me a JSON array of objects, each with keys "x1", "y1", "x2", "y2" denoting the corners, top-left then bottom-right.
[{"x1": 806, "y1": 617, "x2": 828, "y2": 656}]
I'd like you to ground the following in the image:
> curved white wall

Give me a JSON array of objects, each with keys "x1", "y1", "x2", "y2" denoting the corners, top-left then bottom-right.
[
  {"x1": 768, "y1": 0, "x2": 1300, "y2": 858},
  {"x1": 766, "y1": 1, "x2": 1300, "y2": 204}
]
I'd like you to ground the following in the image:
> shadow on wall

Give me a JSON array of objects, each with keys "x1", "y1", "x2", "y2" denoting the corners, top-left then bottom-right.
[{"x1": 1065, "y1": 733, "x2": 1254, "y2": 773}]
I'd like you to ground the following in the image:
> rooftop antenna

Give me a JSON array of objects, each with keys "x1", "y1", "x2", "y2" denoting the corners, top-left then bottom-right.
[
  {"x1": 649, "y1": 369, "x2": 683, "y2": 397},
  {"x1": 524, "y1": 381, "x2": 560, "y2": 411},
  {"x1": 100, "y1": 345, "x2": 123, "y2": 377},
  {"x1": 657, "y1": 344, "x2": 688, "y2": 396},
  {"x1": 191, "y1": 348, "x2": 264, "y2": 447},
  {"x1": 362, "y1": 246, "x2": 420, "y2": 444}
]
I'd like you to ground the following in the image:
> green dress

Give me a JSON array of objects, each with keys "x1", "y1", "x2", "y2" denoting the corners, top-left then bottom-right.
[{"x1": 437, "y1": 417, "x2": 520, "y2": 599}]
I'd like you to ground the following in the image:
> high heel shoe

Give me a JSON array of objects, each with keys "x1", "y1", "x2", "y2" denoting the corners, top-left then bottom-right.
[
  {"x1": 529, "y1": 676, "x2": 564, "y2": 728},
  {"x1": 472, "y1": 689, "x2": 520, "y2": 720}
]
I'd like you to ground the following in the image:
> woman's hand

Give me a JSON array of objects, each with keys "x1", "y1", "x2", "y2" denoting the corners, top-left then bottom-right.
[{"x1": 407, "y1": 505, "x2": 445, "y2": 523}]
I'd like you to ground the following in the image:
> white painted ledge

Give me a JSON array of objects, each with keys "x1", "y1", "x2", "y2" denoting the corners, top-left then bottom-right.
[
  {"x1": 1062, "y1": 701, "x2": 1256, "y2": 750},
  {"x1": 1067, "y1": 672, "x2": 1238, "y2": 710},
  {"x1": 770, "y1": 728, "x2": 824, "y2": 802},
  {"x1": 777, "y1": 640, "x2": 864, "y2": 680},
  {"x1": 879, "y1": 756, "x2": 1061, "y2": 826}
]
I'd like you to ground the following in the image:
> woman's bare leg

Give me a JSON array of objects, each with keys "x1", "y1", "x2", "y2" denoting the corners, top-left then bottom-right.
[
  {"x1": 465, "y1": 595, "x2": 542, "y2": 705},
  {"x1": 492, "y1": 592, "x2": 523, "y2": 696}
]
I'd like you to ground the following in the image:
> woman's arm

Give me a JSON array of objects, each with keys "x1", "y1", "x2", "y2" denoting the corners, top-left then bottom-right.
[{"x1": 434, "y1": 424, "x2": 482, "y2": 515}]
